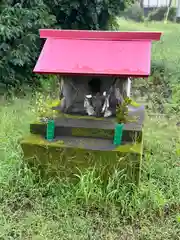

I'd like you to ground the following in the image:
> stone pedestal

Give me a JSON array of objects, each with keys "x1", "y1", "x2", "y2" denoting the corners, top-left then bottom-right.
[{"x1": 21, "y1": 113, "x2": 144, "y2": 185}]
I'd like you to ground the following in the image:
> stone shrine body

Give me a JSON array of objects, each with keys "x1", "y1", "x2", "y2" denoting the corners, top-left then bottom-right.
[{"x1": 58, "y1": 75, "x2": 132, "y2": 117}]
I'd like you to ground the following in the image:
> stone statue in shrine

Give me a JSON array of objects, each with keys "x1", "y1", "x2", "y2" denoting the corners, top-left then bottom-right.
[{"x1": 56, "y1": 76, "x2": 132, "y2": 118}]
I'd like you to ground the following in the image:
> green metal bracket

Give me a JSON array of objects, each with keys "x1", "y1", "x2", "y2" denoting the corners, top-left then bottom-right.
[
  {"x1": 46, "y1": 119, "x2": 55, "y2": 141},
  {"x1": 113, "y1": 123, "x2": 124, "y2": 145}
]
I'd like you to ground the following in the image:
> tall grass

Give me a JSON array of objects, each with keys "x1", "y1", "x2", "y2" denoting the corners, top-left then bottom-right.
[{"x1": 0, "y1": 98, "x2": 179, "y2": 239}]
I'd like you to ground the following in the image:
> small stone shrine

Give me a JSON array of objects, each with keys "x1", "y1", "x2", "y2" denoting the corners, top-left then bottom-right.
[{"x1": 21, "y1": 30, "x2": 162, "y2": 184}]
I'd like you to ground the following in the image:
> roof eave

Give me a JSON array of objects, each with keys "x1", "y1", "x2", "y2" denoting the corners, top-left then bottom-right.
[
  {"x1": 39, "y1": 29, "x2": 162, "y2": 41},
  {"x1": 33, "y1": 69, "x2": 150, "y2": 78}
]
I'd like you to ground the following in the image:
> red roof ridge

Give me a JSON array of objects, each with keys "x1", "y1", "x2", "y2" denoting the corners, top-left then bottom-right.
[{"x1": 40, "y1": 29, "x2": 162, "y2": 41}]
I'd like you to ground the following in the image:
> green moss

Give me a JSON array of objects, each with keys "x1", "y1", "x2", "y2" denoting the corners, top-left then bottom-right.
[
  {"x1": 21, "y1": 134, "x2": 65, "y2": 147},
  {"x1": 113, "y1": 141, "x2": 143, "y2": 153},
  {"x1": 63, "y1": 114, "x2": 114, "y2": 121},
  {"x1": 72, "y1": 128, "x2": 114, "y2": 139},
  {"x1": 33, "y1": 121, "x2": 45, "y2": 125},
  {"x1": 21, "y1": 134, "x2": 142, "y2": 154}
]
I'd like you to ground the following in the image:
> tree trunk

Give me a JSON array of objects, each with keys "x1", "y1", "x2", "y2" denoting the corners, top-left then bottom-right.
[
  {"x1": 176, "y1": 0, "x2": 180, "y2": 22},
  {"x1": 140, "y1": 0, "x2": 144, "y2": 8},
  {"x1": 164, "y1": 0, "x2": 172, "y2": 23}
]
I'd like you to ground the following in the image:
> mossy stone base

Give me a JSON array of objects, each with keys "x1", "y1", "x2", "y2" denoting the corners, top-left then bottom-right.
[{"x1": 21, "y1": 134, "x2": 143, "y2": 184}]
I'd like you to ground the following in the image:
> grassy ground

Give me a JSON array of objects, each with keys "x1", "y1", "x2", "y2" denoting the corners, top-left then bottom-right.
[{"x1": 0, "y1": 21, "x2": 180, "y2": 239}]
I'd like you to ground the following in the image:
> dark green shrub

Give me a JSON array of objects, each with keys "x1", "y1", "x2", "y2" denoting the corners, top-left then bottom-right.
[
  {"x1": 148, "y1": 7, "x2": 176, "y2": 21},
  {"x1": 132, "y1": 60, "x2": 173, "y2": 113},
  {"x1": 0, "y1": 1, "x2": 56, "y2": 89},
  {"x1": 44, "y1": 0, "x2": 130, "y2": 30},
  {"x1": 122, "y1": 3, "x2": 144, "y2": 22}
]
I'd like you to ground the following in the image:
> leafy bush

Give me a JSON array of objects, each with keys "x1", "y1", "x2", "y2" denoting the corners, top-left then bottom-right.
[
  {"x1": 0, "y1": 1, "x2": 56, "y2": 88},
  {"x1": 33, "y1": 92, "x2": 60, "y2": 119},
  {"x1": 132, "y1": 60, "x2": 173, "y2": 113},
  {"x1": 147, "y1": 7, "x2": 176, "y2": 21},
  {"x1": 167, "y1": 83, "x2": 180, "y2": 114},
  {"x1": 123, "y1": 2, "x2": 144, "y2": 22},
  {"x1": 44, "y1": 0, "x2": 130, "y2": 30}
]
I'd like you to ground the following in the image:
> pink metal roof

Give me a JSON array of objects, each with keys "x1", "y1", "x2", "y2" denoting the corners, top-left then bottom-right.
[{"x1": 34, "y1": 30, "x2": 162, "y2": 77}]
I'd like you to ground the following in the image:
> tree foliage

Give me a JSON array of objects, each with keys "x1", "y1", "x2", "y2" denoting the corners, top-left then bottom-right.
[
  {"x1": 44, "y1": 0, "x2": 128, "y2": 30},
  {"x1": 0, "y1": 0, "x2": 132, "y2": 88},
  {"x1": 0, "y1": 0, "x2": 55, "y2": 87}
]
